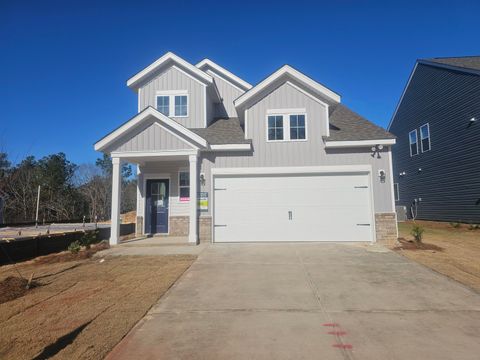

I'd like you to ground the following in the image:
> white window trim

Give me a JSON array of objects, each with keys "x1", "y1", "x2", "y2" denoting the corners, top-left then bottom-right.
[
  {"x1": 394, "y1": 183, "x2": 399, "y2": 201},
  {"x1": 420, "y1": 123, "x2": 431, "y2": 153},
  {"x1": 178, "y1": 169, "x2": 190, "y2": 202},
  {"x1": 409, "y1": 129, "x2": 418, "y2": 157},
  {"x1": 155, "y1": 91, "x2": 189, "y2": 118},
  {"x1": 265, "y1": 111, "x2": 308, "y2": 143}
]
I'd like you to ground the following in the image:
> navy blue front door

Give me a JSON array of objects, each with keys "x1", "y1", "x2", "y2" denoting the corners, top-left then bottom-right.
[{"x1": 146, "y1": 179, "x2": 169, "y2": 234}]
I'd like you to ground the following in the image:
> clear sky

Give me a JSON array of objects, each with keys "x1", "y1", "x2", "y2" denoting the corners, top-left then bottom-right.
[{"x1": 1, "y1": 0, "x2": 479, "y2": 165}]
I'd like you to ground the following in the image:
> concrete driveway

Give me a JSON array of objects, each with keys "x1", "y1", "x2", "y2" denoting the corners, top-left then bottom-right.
[{"x1": 107, "y1": 243, "x2": 480, "y2": 360}]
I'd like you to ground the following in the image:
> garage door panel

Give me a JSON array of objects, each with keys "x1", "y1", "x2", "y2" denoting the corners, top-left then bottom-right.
[{"x1": 213, "y1": 172, "x2": 373, "y2": 242}]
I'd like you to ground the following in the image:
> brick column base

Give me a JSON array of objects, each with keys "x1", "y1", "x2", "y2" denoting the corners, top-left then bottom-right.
[
  {"x1": 136, "y1": 216, "x2": 143, "y2": 236},
  {"x1": 375, "y1": 213, "x2": 398, "y2": 246},
  {"x1": 199, "y1": 217, "x2": 212, "y2": 243}
]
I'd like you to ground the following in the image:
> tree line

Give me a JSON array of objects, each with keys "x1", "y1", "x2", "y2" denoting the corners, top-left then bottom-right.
[{"x1": 0, "y1": 152, "x2": 136, "y2": 224}]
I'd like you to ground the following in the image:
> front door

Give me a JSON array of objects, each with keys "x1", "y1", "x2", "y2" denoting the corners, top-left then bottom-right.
[{"x1": 146, "y1": 179, "x2": 169, "y2": 234}]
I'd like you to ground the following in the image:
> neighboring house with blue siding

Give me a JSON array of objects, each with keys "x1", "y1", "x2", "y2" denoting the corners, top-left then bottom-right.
[
  {"x1": 95, "y1": 52, "x2": 397, "y2": 245},
  {"x1": 388, "y1": 56, "x2": 480, "y2": 223}
]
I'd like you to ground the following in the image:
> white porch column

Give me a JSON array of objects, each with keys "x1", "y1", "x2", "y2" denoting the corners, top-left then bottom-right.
[
  {"x1": 110, "y1": 157, "x2": 122, "y2": 245},
  {"x1": 189, "y1": 154, "x2": 198, "y2": 244}
]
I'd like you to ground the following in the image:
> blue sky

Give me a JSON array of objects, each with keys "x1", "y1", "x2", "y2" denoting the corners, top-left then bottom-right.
[{"x1": 1, "y1": 0, "x2": 479, "y2": 165}]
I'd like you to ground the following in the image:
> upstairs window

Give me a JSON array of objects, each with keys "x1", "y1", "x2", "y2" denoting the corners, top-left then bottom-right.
[
  {"x1": 174, "y1": 95, "x2": 188, "y2": 117},
  {"x1": 394, "y1": 183, "x2": 399, "y2": 201},
  {"x1": 420, "y1": 123, "x2": 431, "y2": 152},
  {"x1": 156, "y1": 92, "x2": 188, "y2": 118},
  {"x1": 157, "y1": 96, "x2": 170, "y2": 116},
  {"x1": 290, "y1": 114, "x2": 306, "y2": 140},
  {"x1": 267, "y1": 115, "x2": 284, "y2": 141},
  {"x1": 179, "y1": 171, "x2": 190, "y2": 202},
  {"x1": 409, "y1": 129, "x2": 418, "y2": 156},
  {"x1": 266, "y1": 110, "x2": 307, "y2": 142}
]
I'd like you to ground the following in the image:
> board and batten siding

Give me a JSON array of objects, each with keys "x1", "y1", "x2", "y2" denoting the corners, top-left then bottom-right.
[
  {"x1": 206, "y1": 70, "x2": 244, "y2": 118},
  {"x1": 111, "y1": 121, "x2": 192, "y2": 152},
  {"x1": 200, "y1": 147, "x2": 394, "y2": 215},
  {"x1": 390, "y1": 63, "x2": 480, "y2": 222},
  {"x1": 198, "y1": 81, "x2": 394, "y2": 214},
  {"x1": 139, "y1": 67, "x2": 205, "y2": 128}
]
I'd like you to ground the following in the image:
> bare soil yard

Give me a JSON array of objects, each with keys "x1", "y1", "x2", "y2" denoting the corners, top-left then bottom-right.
[
  {"x1": 393, "y1": 220, "x2": 480, "y2": 292},
  {"x1": 0, "y1": 249, "x2": 195, "y2": 360}
]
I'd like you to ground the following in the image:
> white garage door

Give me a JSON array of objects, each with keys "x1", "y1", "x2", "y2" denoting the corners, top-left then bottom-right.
[{"x1": 213, "y1": 171, "x2": 374, "y2": 242}]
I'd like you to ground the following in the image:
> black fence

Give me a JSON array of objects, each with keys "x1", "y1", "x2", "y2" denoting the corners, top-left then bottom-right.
[{"x1": 0, "y1": 223, "x2": 135, "y2": 265}]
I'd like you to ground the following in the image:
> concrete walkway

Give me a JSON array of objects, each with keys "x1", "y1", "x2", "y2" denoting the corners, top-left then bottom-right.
[{"x1": 107, "y1": 243, "x2": 480, "y2": 360}]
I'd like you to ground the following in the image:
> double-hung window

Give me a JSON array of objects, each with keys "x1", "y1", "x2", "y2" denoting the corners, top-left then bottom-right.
[
  {"x1": 157, "y1": 96, "x2": 170, "y2": 116},
  {"x1": 420, "y1": 123, "x2": 431, "y2": 152},
  {"x1": 174, "y1": 95, "x2": 188, "y2": 117},
  {"x1": 179, "y1": 171, "x2": 190, "y2": 202},
  {"x1": 267, "y1": 110, "x2": 307, "y2": 142},
  {"x1": 156, "y1": 92, "x2": 188, "y2": 117},
  {"x1": 409, "y1": 129, "x2": 418, "y2": 156},
  {"x1": 267, "y1": 115, "x2": 284, "y2": 141},
  {"x1": 289, "y1": 114, "x2": 306, "y2": 140}
]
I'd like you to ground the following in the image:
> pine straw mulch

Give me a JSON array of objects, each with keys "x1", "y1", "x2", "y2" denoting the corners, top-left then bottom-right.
[{"x1": 0, "y1": 250, "x2": 196, "y2": 360}]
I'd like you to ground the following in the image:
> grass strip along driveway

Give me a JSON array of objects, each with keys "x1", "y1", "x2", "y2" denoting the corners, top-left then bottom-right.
[{"x1": 0, "y1": 252, "x2": 195, "y2": 360}]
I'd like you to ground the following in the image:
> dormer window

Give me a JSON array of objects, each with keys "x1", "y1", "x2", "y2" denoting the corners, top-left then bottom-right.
[
  {"x1": 266, "y1": 109, "x2": 307, "y2": 142},
  {"x1": 156, "y1": 91, "x2": 189, "y2": 118}
]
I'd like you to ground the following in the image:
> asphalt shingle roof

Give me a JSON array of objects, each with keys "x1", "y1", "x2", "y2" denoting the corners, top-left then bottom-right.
[
  {"x1": 424, "y1": 56, "x2": 480, "y2": 72},
  {"x1": 191, "y1": 118, "x2": 251, "y2": 145},
  {"x1": 326, "y1": 104, "x2": 395, "y2": 141}
]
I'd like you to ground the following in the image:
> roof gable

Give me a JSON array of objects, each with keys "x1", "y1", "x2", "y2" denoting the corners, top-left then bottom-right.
[
  {"x1": 234, "y1": 65, "x2": 341, "y2": 110},
  {"x1": 196, "y1": 59, "x2": 252, "y2": 91},
  {"x1": 127, "y1": 52, "x2": 213, "y2": 90},
  {"x1": 94, "y1": 107, "x2": 208, "y2": 152}
]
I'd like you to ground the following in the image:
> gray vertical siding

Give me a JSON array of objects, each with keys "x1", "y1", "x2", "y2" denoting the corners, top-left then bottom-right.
[
  {"x1": 206, "y1": 70, "x2": 244, "y2": 118},
  {"x1": 390, "y1": 63, "x2": 480, "y2": 222},
  {"x1": 139, "y1": 67, "x2": 205, "y2": 128},
  {"x1": 112, "y1": 121, "x2": 192, "y2": 152},
  {"x1": 197, "y1": 81, "x2": 394, "y2": 214},
  {"x1": 199, "y1": 147, "x2": 394, "y2": 215}
]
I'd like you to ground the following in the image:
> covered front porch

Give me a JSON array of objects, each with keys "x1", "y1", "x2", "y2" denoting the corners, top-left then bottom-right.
[
  {"x1": 110, "y1": 150, "x2": 200, "y2": 245},
  {"x1": 93, "y1": 107, "x2": 211, "y2": 246}
]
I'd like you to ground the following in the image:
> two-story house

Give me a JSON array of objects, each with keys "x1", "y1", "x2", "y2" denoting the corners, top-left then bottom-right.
[
  {"x1": 94, "y1": 52, "x2": 397, "y2": 245},
  {"x1": 389, "y1": 56, "x2": 480, "y2": 223}
]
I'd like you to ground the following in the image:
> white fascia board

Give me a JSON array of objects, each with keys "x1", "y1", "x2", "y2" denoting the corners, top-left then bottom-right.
[
  {"x1": 196, "y1": 59, "x2": 252, "y2": 91},
  {"x1": 209, "y1": 144, "x2": 252, "y2": 151},
  {"x1": 387, "y1": 62, "x2": 418, "y2": 130},
  {"x1": 211, "y1": 164, "x2": 372, "y2": 176},
  {"x1": 324, "y1": 139, "x2": 396, "y2": 148},
  {"x1": 94, "y1": 107, "x2": 208, "y2": 151},
  {"x1": 234, "y1": 65, "x2": 341, "y2": 109},
  {"x1": 127, "y1": 52, "x2": 213, "y2": 90},
  {"x1": 111, "y1": 149, "x2": 198, "y2": 158}
]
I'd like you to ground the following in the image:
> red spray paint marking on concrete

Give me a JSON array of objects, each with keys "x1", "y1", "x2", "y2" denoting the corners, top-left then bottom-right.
[
  {"x1": 332, "y1": 344, "x2": 353, "y2": 349},
  {"x1": 328, "y1": 331, "x2": 347, "y2": 336},
  {"x1": 322, "y1": 323, "x2": 339, "y2": 327}
]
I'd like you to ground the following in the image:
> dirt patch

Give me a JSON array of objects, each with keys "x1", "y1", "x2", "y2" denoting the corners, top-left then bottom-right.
[
  {"x1": 393, "y1": 238, "x2": 444, "y2": 252},
  {"x1": 392, "y1": 221, "x2": 480, "y2": 292},
  {"x1": 0, "y1": 276, "x2": 40, "y2": 304},
  {"x1": 34, "y1": 241, "x2": 109, "y2": 265},
  {"x1": 0, "y1": 254, "x2": 196, "y2": 360}
]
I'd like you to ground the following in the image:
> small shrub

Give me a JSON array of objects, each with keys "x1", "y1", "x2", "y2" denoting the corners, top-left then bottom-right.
[
  {"x1": 450, "y1": 222, "x2": 461, "y2": 229},
  {"x1": 410, "y1": 225, "x2": 424, "y2": 243},
  {"x1": 68, "y1": 241, "x2": 81, "y2": 254},
  {"x1": 468, "y1": 224, "x2": 479, "y2": 231},
  {"x1": 80, "y1": 230, "x2": 99, "y2": 249}
]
